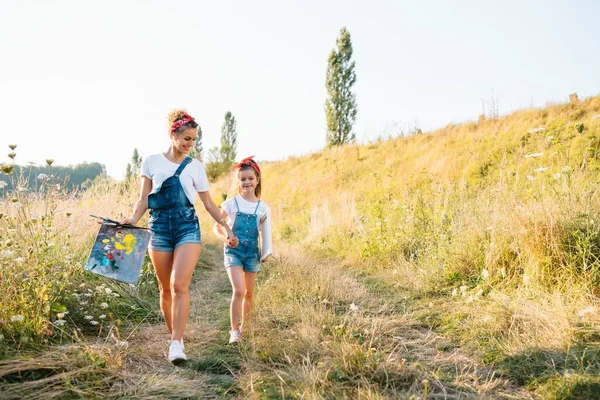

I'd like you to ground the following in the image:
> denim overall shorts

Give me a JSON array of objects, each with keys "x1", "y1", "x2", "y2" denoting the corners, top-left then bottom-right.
[
  {"x1": 147, "y1": 156, "x2": 201, "y2": 252},
  {"x1": 224, "y1": 198, "x2": 261, "y2": 272}
]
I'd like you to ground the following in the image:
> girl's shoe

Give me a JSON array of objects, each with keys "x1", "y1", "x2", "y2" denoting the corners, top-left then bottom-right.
[
  {"x1": 229, "y1": 330, "x2": 242, "y2": 344},
  {"x1": 168, "y1": 339, "x2": 187, "y2": 364}
]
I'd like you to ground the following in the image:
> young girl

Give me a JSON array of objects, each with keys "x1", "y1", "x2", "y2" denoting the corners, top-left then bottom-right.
[
  {"x1": 121, "y1": 110, "x2": 236, "y2": 364},
  {"x1": 213, "y1": 156, "x2": 272, "y2": 344}
]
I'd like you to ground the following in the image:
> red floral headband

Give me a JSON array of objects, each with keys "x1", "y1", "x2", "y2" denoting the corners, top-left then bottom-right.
[
  {"x1": 170, "y1": 115, "x2": 195, "y2": 133},
  {"x1": 233, "y1": 155, "x2": 260, "y2": 174}
]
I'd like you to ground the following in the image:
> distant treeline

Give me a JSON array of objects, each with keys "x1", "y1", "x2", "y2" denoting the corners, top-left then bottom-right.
[{"x1": 0, "y1": 162, "x2": 105, "y2": 192}]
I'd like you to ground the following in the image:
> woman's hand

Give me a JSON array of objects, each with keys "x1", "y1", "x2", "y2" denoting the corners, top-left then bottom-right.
[
  {"x1": 119, "y1": 218, "x2": 136, "y2": 226},
  {"x1": 226, "y1": 226, "x2": 239, "y2": 247}
]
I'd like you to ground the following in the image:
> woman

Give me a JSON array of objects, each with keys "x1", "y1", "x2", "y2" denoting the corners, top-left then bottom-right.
[{"x1": 121, "y1": 109, "x2": 236, "y2": 364}]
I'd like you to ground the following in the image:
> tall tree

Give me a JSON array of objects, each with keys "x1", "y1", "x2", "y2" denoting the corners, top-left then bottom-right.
[
  {"x1": 325, "y1": 27, "x2": 358, "y2": 147},
  {"x1": 125, "y1": 148, "x2": 142, "y2": 181},
  {"x1": 220, "y1": 112, "x2": 237, "y2": 166},
  {"x1": 188, "y1": 125, "x2": 203, "y2": 160},
  {"x1": 131, "y1": 148, "x2": 142, "y2": 175}
]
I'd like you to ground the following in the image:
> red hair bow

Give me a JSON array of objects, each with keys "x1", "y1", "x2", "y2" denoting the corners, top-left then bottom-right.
[
  {"x1": 233, "y1": 155, "x2": 260, "y2": 173},
  {"x1": 170, "y1": 115, "x2": 195, "y2": 133}
]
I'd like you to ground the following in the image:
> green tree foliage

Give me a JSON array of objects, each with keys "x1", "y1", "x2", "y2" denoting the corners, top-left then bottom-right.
[
  {"x1": 188, "y1": 125, "x2": 203, "y2": 160},
  {"x1": 205, "y1": 146, "x2": 225, "y2": 182},
  {"x1": 325, "y1": 27, "x2": 358, "y2": 147},
  {"x1": 220, "y1": 111, "x2": 237, "y2": 167},
  {"x1": 125, "y1": 148, "x2": 143, "y2": 182},
  {"x1": 0, "y1": 162, "x2": 105, "y2": 192},
  {"x1": 205, "y1": 112, "x2": 238, "y2": 182}
]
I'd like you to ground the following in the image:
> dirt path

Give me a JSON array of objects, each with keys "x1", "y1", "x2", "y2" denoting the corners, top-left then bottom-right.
[{"x1": 116, "y1": 243, "x2": 240, "y2": 399}]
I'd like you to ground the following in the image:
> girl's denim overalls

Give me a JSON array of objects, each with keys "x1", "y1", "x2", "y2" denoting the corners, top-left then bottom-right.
[
  {"x1": 224, "y1": 197, "x2": 261, "y2": 272},
  {"x1": 147, "y1": 156, "x2": 201, "y2": 251}
]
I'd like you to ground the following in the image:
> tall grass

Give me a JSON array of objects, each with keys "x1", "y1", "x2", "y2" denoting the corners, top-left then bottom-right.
[
  {"x1": 0, "y1": 153, "x2": 159, "y2": 353},
  {"x1": 252, "y1": 95, "x2": 600, "y2": 396}
]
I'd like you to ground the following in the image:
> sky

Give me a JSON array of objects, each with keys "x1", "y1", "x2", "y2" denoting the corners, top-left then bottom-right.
[{"x1": 1, "y1": 0, "x2": 599, "y2": 179}]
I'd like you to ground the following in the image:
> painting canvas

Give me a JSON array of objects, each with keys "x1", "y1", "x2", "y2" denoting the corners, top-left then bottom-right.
[{"x1": 84, "y1": 216, "x2": 151, "y2": 285}]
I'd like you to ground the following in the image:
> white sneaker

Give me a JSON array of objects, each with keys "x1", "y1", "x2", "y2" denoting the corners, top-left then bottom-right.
[
  {"x1": 168, "y1": 339, "x2": 187, "y2": 364},
  {"x1": 229, "y1": 330, "x2": 242, "y2": 344}
]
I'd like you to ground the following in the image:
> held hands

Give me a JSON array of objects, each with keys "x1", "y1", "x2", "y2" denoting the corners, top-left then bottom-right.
[
  {"x1": 227, "y1": 235, "x2": 239, "y2": 248},
  {"x1": 224, "y1": 226, "x2": 239, "y2": 248}
]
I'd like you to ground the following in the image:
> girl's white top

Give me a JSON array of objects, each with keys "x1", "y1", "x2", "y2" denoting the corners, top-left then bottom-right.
[
  {"x1": 221, "y1": 194, "x2": 273, "y2": 262},
  {"x1": 141, "y1": 153, "x2": 210, "y2": 206}
]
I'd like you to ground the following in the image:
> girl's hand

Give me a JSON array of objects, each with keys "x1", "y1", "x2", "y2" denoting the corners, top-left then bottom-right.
[{"x1": 227, "y1": 235, "x2": 239, "y2": 248}]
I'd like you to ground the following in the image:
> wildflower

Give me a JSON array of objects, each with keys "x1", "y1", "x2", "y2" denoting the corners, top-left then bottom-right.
[
  {"x1": 11, "y1": 197, "x2": 18, "y2": 203},
  {"x1": 84, "y1": 315, "x2": 93, "y2": 320},
  {"x1": 527, "y1": 127, "x2": 546, "y2": 134},
  {"x1": 526, "y1": 175, "x2": 535, "y2": 181},
  {"x1": 90, "y1": 321, "x2": 99, "y2": 325},
  {"x1": 577, "y1": 306, "x2": 596, "y2": 317},
  {"x1": 10, "y1": 315, "x2": 24, "y2": 322},
  {"x1": 57, "y1": 312, "x2": 68, "y2": 319},
  {"x1": 46, "y1": 159, "x2": 54, "y2": 166},
  {"x1": 14, "y1": 257, "x2": 24, "y2": 264},
  {"x1": 0, "y1": 181, "x2": 7, "y2": 189},
  {"x1": 500, "y1": 267, "x2": 506, "y2": 278},
  {"x1": 0, "y1": 250, "x2": 15, "y2": 258},
  {"x1": 475, "y1": 289, "x2": 484, "y2": 297},
  {"x1": 534, "y1": 167, "x2": 548, "y2": 172},
  {"x1": 13, "y1": 201, "x2": 23, "y2": 208},
  {"x1": 482, "y1": 269, "x2": 489, "y2": 279},
  {"x1": 8, "y1": 152, "x2": 16, "y2": 159},
  {"x1": 0, "y1": 164, "x2": 14, "y2": 174},
  {"x1": 100, "y1": 302, "x2": 109, "y2": 309},
  {"x1": 525, "y1": 152, "x2": 543, "y2": 158},
  {"x1": 99, "y1": 314, "x2": 106, "y2": 319},
  {"x1": 55, "y1": 319, "x2": 66, "y2": 326},
  {"x1": 8, "y1": 144, "x2": 16, "y2": 150},
  {"x1": 112, "y1": 293, "x2": 120, "y2": 297},
  {"x1": 482, "y1": 315, "x2": 493, "y2": 323},
  {"x1": 105, "y1": 288, "x2": 113, "y2": 295},
  {"x1": 0, "y1": 334, "x2": 4, "y2": 341},
  {"x1": 451, "y1": 288, "x2": 458, "y2": 297},
  {"x1": 66, "y1": 212, "x2": 72, "y2": 217},
  {"x1": 349, "y1": 303, "x2": 359, "y2": 312},
  {"x1": 554, "y1": 173, "x2": 561, "y2": 180}
]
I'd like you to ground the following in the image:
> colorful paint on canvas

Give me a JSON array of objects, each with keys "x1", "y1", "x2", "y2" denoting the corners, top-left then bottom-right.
[{"x1": 85, "y1": 223, "x2": 151, "y2": 285}]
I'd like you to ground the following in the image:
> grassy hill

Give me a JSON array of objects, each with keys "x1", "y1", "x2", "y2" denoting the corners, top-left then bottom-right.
[
  {"x1": 212, "y1": 94, "x2": 600, "y2": 397},
  {"x1": 2, "y1": 94, "x2": 600, "y2": 398}
]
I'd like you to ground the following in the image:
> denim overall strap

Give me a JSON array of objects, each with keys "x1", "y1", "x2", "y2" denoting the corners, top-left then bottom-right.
[
  {"x1": 234, "y1": 197, "x2": 241, "y2": 212},
  {"x1": 147, "y1": 156, "x2": 193, "y2": 210},
  {"x1": 252, "y1": 200, "x2": 261, "y2": 215},
  {"x1": 174, "y1": 156, "x2": 192, "y2": 178}
]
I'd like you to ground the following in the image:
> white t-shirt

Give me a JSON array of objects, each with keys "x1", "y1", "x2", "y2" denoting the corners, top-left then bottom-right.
[
  {"x1": 141, "y1": 153, "x2": 209, "y2": 206},
  {"x1": 221, "y1": 194, "x2": 272, "y2": 261}
]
